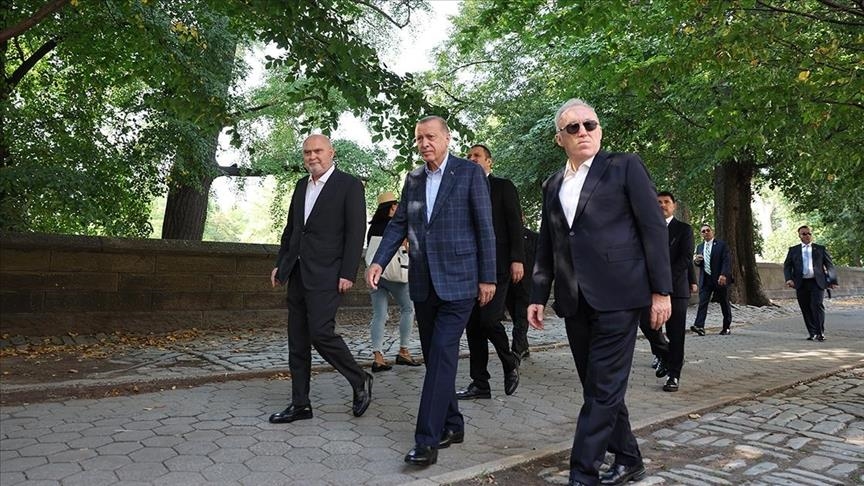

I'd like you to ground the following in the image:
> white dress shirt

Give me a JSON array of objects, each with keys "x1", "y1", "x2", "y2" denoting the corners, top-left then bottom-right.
[
  {"x1": 304, "y1": 164, "x2": 335, "y2": 224},
  {"x1": 801, "y1": 243, "x2": 814, "y2": 278},
  {"x1": 559, "y1": 157, "x2": 594, "y2": 227}
]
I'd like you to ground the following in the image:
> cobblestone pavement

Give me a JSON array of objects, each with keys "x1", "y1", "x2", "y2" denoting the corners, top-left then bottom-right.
[{"x1": 1, "y1": 299, "x2": 863, "y2": 485}]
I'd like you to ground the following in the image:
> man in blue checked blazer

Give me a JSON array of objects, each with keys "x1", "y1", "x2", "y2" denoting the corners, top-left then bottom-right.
[{"x1": 367, "y1": 116, "x2": 496, "y2": 467}]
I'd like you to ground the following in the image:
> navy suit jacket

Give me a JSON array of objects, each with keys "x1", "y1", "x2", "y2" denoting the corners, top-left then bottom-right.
[
  {"x1": 531, "y1": 150, "x2": 671, "y2": 316},
  {"x1": 695, "y1": 239, "x2": 732, "y2": 288},
  {"x1": 783, "y1": 243, "x2": 836, "y2": 290},
  {"x1": 373, "y1": 154, "x2": 496, "y2": 302},
  {"x1": 275, "y1": 169, "x2": 366, "y2": 290},
  {"x1": 668, "y1": 218, "x2": 696, "y2": 298}
]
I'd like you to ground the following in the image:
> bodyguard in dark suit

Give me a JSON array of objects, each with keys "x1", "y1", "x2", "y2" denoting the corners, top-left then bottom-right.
[
  {"x1": 691, "y1": 224, "x2": 733, "y2": 335},
  {"x1": 528, "y1": 99, "x2": 672, "y2": 486},
  {"x1": 366, "y1": 116, "x2": 496, "y2": 467},
  {"x1": 269, "y1": 134, "x2": 372, "y2": 424},
  {"x1": 508, "y1": 225, "x2": 538, "y2": 359},
  {"x1": 783, "y1": 225, "x2": 837, "y2": 341},
  {"x1": 457, "y1": 144, "x2": 523, "y2": 400}
]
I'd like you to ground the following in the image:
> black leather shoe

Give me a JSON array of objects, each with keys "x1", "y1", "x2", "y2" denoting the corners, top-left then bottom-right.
[
  {"x1": 690, "y1": 325, "x2": 706, "y2": 336},
  {"x1": 514, "y1": 348, "x2": 530, "y2": 359},
  {"x1": 816, "y1": 334, "x2": 825, "y2": 341},
  {"x1": 719, "y1": 328, "x2": 731, "y2": 335},
  {"x1": 269, "y1": 404, "x2": 313, "y2": 423},
  {"x1": 663, "y1": 377, "x2": 679, "y2": 392},
  {"x1": 395, "y1": 354, "x2": 422, "y2": 366},
  {"x1": 651, "y1": 355, "x2": 660, "y2": 369},
  {"x1": 404, "y1": 444, "x2": 437, "y2": 466},
  {"x1": 807, "y1": 335, "x2": 815, "y2": 341},
  {"x1": 599, "y1": 463, "x2": 646, "y2": 485},
  {"x1": 504, "y1": 367, "x2": 520, "y2": 395},
  {"x1": 456, "y1": 383, "x2": 491, "y2": 400},
  {"x1": 438, "y1": 429, "x2": 465, "y2": 449},
  {"x1": 352, "y1": 372, "x2": 373, "y2": 417},
  {"x1": 655, "y1": 360, "x2": 668, "y2": 378},
  {"x1": 371, "y1": 362, "x2": 391, "y2": 373}
]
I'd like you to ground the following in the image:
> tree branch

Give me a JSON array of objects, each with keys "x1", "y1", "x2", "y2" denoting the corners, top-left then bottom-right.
[
  {"x1": 351, "y1": 0, "x2": 412, "y2": 28},
  {"x1": 0, "y1": 0, "x2": 70, "y2": 44},
  {"x1": 216, "y1": 163, "x2": 306, "y2": 178},
  {"x1": 753, "y1": 0, "x2": 864, "y2": 27},
  {"x1": 662, "y1": 99, "x2": 708, "y2": 130},
  {"x1": 8, "y1": 38, "x2": 58, "y2": 88},
  {"x1": 445, "y1": 59, "x2": 499, "y2": 77}
]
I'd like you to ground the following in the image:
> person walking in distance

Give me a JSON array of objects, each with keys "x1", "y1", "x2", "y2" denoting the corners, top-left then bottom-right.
[
  {"x1": 783, "y1": 225, "x2": 838, "y2": 341},
  {"x1": 366, "y1": 116, "x2": 496, "y2": 467},
  {"x1": 690, "y1": 224, "x2": 733, "y2": 336},
  {"x1": 529, "y1": 98, "x2": 672, "y2": 486},
  {"x1": 269, "y1": 134, "x2": 372, "y2": 424}
]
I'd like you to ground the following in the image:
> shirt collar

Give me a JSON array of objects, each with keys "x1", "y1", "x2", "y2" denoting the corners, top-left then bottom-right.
[
  {"x1": 665, "y1": 216, "x2": 674, "y2": 225},
  {"x1": 425, "y1": 154, "x2": 449, "y2": 175},
  {"x1": 563, "y1": 156, "x2": 594, "y2": 179},
  {"x1": 310, "y1": 164, "x2": 335, "y2": 186}
]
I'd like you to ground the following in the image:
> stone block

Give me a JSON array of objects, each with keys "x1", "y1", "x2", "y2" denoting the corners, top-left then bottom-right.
[
  {"x1": 203, "y1": 309, "x2": 285, "y2": 329},
  {"x1": 155, "y1": 255, "x2": 237, "y2": 274},
  {"x1": 119, "y1": 274, "x2": 207, "y2": 292},
  {"x1": 237, "y1": 256, "x2": 276, "y2": 275},
  {"x1": 242, "y1": 292, "x2": 285, "y2": 310},
  {"x1": 52, "y1": 273, "x2": 118, "y2": 291},
  {"x1": 0, "y1": 248, "x2": 50, "y2": 271},
  {"x1": 152, "y1": 292, "x2": 244, "y2": 311},
  {"x1": 42, "y1": 292, "x2": 151, "y2": 312},
  {"x1": 0, "y1": 291, "x2": 43, "y2": 313},
  {"x1": 212, "y1": 275, "x2": 269, "y2": 292},
  {"x1": 0, "y1": 272, "x2": 47, "y2": 290},
  {"x1": 51, "y1": 251, "x2": 154, "y2": 273}
]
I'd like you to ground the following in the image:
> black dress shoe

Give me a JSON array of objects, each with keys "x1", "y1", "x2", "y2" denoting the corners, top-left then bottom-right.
[
  {"x1": 599, "y1": 463, "x2": 646, "y2": 485},
  {"x1": 456, "y1": 383, "x2": 491, "y2": 400},
  {"x1": 514, "y1": 348, "x2": 530, "y2": 359},
  {"x1": 816, "y1": 334, "x2": 825, "y2": 341},
  {"x1": 404, "y1": 444, "x2": 437, "y2": 466},
  {"x1": 352, "y1": 372, "x2": 373, "y2": 417},
  {"x1": 371, "y1": 362, "x2": 392, "y2": 373},
  {"x1": 651, "y1": 355, "x2": 660, "y2": 369},
  {"x1": 663, "y1": 376, "x2": 679, "y2": 392},
  {"x1": 690, "y1": 325, "x2": 705, "y2": 336},
  {"x1": 504, "y1": 367, "x2": 520, "y2": 395},
  {"x1": 395, "y1": 354, "x2": 422, "y2": 366},
  {"x1": 807, "y1": 335, "x2": 815, "y2": 341},
  {"x1": 268, "y1": 404, "x2": 313, "y2": 423},
  {"x1": 719, "y1": 328, "x2": 731, "y2": 335},
  {"x1": 438, "y1": 429, "x2": 465, "y2": 449},
  {"x1": 655, "y1": 360, "x2": 668, "y2": 378}
]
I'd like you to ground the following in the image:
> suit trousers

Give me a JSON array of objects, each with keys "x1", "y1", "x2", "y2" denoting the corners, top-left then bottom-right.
[
  {"x1": 413, "y1": 285, "x2": 475, "y2": 447},
  {"x1": 693, "y1": 283, "x2": 732, "y2": 329},
  {"x1": 796, "y1": 278, "x2": 825, "y2": 336},
  {"x1": 566, "y1": 294, "x2": 642, "y2": 485},
  {"x1": 466, "y1": 275, "x2": 519, "y2": 390},
  {"x1": 664, "y1": 297, "x2": 688, "y2": 379},
  {"x1": 638, "y1": 312, "x2": 669, "y2": 360},
  {"x1": 286, "y1": 267, "x2": 366, "y2": 406},
  {"x1": 506, "y1": 281, "x2": 530, "y2": 355}
]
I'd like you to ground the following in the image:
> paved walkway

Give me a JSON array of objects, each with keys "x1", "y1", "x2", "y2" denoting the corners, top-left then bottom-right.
[{"x1": 1, "y1": 298, "x2": 863, "y2": 485}]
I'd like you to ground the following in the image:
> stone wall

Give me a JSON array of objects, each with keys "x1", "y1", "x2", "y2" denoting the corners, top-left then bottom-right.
[{"x1": 1, "y1": 232, "x2": 862, "y2": 336}]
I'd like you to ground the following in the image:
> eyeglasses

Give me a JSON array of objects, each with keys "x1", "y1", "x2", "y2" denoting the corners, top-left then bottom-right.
[
  {"x1": 700, "y1": 229, "x2": 712, "y2": 233},
  {"x1": 557, "y1": 120, "x2": 599, "y2": 134},
  {"x1": 800, "y1": 232, "x2": 811, "y2": 236}
]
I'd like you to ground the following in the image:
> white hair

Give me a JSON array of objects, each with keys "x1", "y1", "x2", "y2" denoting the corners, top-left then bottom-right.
[{"x1": 554, "y1": 98, "x2": 597, "y2": 130}]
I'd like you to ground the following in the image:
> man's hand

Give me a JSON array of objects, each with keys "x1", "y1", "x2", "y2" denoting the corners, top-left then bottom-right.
[
  {"x1": 650, "y1": 293, "x2": 672, "y2": 330},
  {"x1": 478, "y1": 283, "x2": 496, "y2": 306},
  {"x1": 718, "y1": 275, "x2": 728, "y2": 286},
  {"x1": 365, "y1": 264, "x2": 383, "y2": 290},
  {"x1": 338, "y1": 278, "x2": 353, "y2": 293},
  {"x1": 785, "y1": 279, "x2": 795, "y2": 288},
  {"x1": 690, "y1": 284, "x2": 698, "y2": 293},
  {"x1": 510, "y1": 262, "x2": 524, "y2": 284},
  {"x1": 527, "y1": 304, "x2": 544, "y2": 330},
  {"x1": 270, "y1": 268, "x2": 280, "y2": 287}
]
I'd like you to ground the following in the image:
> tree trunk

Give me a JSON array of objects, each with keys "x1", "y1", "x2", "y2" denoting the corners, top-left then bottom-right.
[
  {"x1": 713, "y1": 159, "x2": 772, "y2": 306},
  {"x1": 160, "y1": 170, "x2": 214, "y2": 240}
]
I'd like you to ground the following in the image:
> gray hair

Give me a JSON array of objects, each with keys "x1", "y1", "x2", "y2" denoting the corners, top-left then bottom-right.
[
  {"x1": 554, "y1": 98, "x2": 597, "y2": 130},
  {"x1": 417, "y1": 115, "x2": 450, "y2": 134}
]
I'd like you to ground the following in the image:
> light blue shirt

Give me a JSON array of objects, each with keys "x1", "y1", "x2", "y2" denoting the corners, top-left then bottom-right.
[{"x1": 425, "y1": 155, "x2": 448, "y2": 222}]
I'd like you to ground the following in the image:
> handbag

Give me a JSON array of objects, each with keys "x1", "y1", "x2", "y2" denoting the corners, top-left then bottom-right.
[{"x1": 366, "y1": 236, "x2": 409, "y2": 283}]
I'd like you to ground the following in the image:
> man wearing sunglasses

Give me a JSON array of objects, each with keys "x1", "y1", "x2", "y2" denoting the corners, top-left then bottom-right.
[
  {"x1": 528, "y1": 98, "x2": 672, "y2": 486},
  {"x1": 783, "y1": 225, "x2": 837, "y2": 341},
  {"x1": 691, "y1": 224, "x2": 733, "y2": 336}
]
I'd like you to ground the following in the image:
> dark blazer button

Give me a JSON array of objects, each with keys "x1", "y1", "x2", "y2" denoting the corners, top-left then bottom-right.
[{"x1": 569, "y1": 231, "x2": 575, "y2": 236}]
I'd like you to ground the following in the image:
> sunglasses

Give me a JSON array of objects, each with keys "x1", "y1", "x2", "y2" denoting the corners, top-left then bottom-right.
[
  {"x1": 558, "y1": 120, "x2": 599, "y2": 134},
  {"x1": 800, "y1": 232, "x2": 812, "y2": 236},
  {"x1": 700, "y1": 229, "x2": 712, "y2": 233}
]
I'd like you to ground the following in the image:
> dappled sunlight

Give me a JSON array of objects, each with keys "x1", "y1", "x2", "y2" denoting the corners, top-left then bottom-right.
[{"x1": 725, "y1": 348, "x2": 864, "y2": 362}]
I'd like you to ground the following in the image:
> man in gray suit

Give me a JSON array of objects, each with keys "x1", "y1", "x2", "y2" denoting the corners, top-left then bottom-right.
[
  {"x1": 529, "y1": 99, "x2": 671, "y2": 486},
  {"x1": 269, "y1": 134, "x2": 372, "y2": 424},
  {"x1": 784, "y1": 225, "x2": 837, "y2": 341},
  {"x1": 367, "y1": 116, "x2": 496, "y2": 467}
]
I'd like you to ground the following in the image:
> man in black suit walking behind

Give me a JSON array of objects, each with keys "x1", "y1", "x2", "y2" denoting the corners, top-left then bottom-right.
[
  {"x1": 783, "y1": 225, "x2": 837, "y2": 341},
  {"x1": 528, "y1": 98, "x2": 672, "y2": 486},
  {"x1": 508, "y1": 221, "x2": 538, "y2": 359},
  {"x1": 691, "y1": 224, "x2": 733, "y2": 336},
  {"x1": 457, "y1": 144, "x2": 523, "y2": 400},
  {"x1": 268, "y1": 134, "x2": 372, "y2": 424}
]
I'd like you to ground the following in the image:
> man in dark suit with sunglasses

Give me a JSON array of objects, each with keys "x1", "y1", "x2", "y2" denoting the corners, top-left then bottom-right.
[
  {"x1": 691, "y1": 224, "x2": 733, "y2": 335},
  {"x1": 528, "y1": 98, "x2": 672, "y2": 486},
  {"x1": 783, "y1": 225, "x2": 837, "y2": 341}
]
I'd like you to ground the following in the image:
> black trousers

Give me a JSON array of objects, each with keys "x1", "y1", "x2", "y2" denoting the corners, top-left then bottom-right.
[
  {"x1": 796, "y1": 278, "x2": 825, "y2": 337},
  {"x1": 638, "y1": 313, "x2": 669, "y2": 359},
  {"x1": 286, "y1": 267, "x2": 365, "y2": 406},
  {"x1": 506, "y1": 281, "x2": 530, "y2": 355},
  {"x1": 693, "y1": 282, "x2": 732, "y2": 329},
  {"x1": 566, "y1": 293, "x2": 642, "y2": 484},
  {"x1": 465, "y1": 274, "x2": 519, "y2": 391}
]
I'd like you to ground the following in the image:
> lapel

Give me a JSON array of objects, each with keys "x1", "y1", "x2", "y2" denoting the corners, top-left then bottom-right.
[
  {"x1": 667, "y1": 218, "x2": 677, "y2": 246},
  {"x1": 427, "y1": 154, "x2": 458, "y2": 226},
  {"x1": 295, "y1": 176, "x2": 309, "y2": 228},
  {"x1": 545, "y1": 169, "x2": 567, "y2": 229},
  {"x1": 573, "y1": 151, "x2": 609, "y2": 226},
  {"x1": 304, "y1": 170, "x2": 339, "y2": 226}
]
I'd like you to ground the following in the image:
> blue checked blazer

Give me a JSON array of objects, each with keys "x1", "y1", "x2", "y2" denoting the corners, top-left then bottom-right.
[{"x1": 372, "y1": 154, "x2": 496, "y2": 302}]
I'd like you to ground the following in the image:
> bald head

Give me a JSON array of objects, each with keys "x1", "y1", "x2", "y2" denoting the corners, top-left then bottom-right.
[{"x1": 302, "y1": 134, "x2": 335, "y2": 180}]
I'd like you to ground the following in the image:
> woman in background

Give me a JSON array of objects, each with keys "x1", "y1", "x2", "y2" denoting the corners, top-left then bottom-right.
[{"x1": 366, "y1": 192, "x2": 420, "y2": 371}]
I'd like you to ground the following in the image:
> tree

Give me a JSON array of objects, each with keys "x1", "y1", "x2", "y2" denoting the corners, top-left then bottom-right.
[{"x1": 427, "y1": 0, "x2": 863, "y2": 304}]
